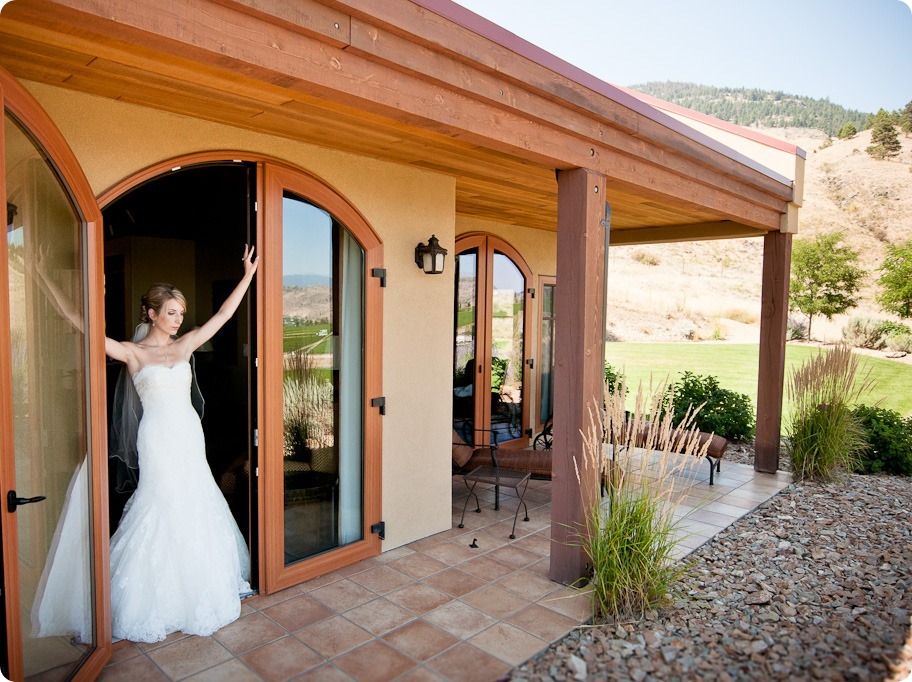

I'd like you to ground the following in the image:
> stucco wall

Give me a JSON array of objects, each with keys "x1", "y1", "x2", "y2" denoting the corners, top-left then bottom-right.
[{"x1": 24, "y1": 81, "x2": 456, "y2": 551}]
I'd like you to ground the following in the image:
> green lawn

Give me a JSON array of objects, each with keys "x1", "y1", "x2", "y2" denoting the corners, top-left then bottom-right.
[{"x1": 604, "y1": 343, "x2": 912, "y2": 417}]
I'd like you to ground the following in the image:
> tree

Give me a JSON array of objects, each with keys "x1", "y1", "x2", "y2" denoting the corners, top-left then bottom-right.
[
  {"x1": 877, "y1": 240, "x2": 912, "y2": 319},
  {"x1": 789, "y1": 232, "x2": 864, "y2": 340},
  {"x1": 836, "y1": 122, "x2": 857, "y2": 139},
  {"x1": 866, "y1": 109, "x2": 902, "y2": 159},
  {"x1": 900, "y1": 101, "x2": 912, "y2": 135}
]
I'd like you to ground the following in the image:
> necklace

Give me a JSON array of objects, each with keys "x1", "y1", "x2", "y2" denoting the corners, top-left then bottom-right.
[{"x1": 139, "y1": 342, "x2": 173, "y2": 362}]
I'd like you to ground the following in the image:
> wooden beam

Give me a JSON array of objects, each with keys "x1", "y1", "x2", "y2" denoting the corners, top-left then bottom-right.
[
  {"x1": 756, "y1": 231, "x2": 792, "y2": 473},
  {"x1": 550, "y1": 168, "x2": 607, "y2": 585},
  {"x1": 609, "y1": 221, "x2": 769, "y2": 246}
]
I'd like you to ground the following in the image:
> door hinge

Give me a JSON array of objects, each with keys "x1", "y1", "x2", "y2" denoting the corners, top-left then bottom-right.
[
  {"x1": 525, "y1": 428, "x2": 533, "y2": 437},
  {"x1": 525, "y1": 358, "x2": 534, "y2": 369},
  {"x1": 253, "y1": 428, "x2": 259, "y2": 447},
  {"x1": 254, "y1": 201, "x2": 258, "y2": 212},
  {"x1": 370, "y1": 521, "x2": 385, "y2": 540},
  {"x1": 255, "y1": 466, "x2": 259, "y2": 477},
  {"x1": 527, "y1": 287, "x2": 535, "y2": 298},
  {"x1": 371, "y1": 268, "x2": 387, "y2": 287},
  {"x1": 371, "y1": 397, "x2": 386, "y2": 415}
]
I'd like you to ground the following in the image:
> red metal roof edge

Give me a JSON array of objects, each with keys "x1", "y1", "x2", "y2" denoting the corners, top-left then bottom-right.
[
  {"x1": 614, "y1": 85, "x2": 807, "y2": 160},
  {"x1": 409, "y1": 0, "x2": 796, "y2": 187}
]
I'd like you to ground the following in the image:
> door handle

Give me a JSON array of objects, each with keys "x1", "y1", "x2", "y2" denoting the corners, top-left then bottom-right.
[{"x1": 7, "y1": 491, "x2": 46, "y2": 513}]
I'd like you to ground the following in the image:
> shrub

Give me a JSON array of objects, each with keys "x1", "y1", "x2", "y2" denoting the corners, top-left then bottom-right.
[
  {"x1": 887, "y1": 333, "x2": 912, "y2": 353},
  {"x1": 787, "y1": 315, "x2": 808, "y2": 341},
  {"x1": 851, "y1": 405, "x2": 912, "y2": 475},
  {"x1": 665, "y1": 372, "x2": 755, "y2": 442},
  {"x1": 631, "y1": 250, "x2": 660, "y2": 266},
  {"x1": 604, "y1": 362, "x2": 626, "y2": 395},
  {"x1": 837, "y1": 123, "x2": 857, "y2": 139},
  {"x1": 878, "y1": 320, "x2": 912, "y2": 338},
  {"x1": 841, "y1": 317, "x2": 886, "y2": 350},
  {"x1": 786, "y1": 345, "x2": 873, "y2": 481},
  {"x1": 723, "y1": 308, "x2": 759, "y2": 325}
]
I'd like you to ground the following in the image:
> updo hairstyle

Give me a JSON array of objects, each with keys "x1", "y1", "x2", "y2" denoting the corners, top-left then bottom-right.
[{"x1": 140, "y1": 283, "x2": 187, "y2": 323}]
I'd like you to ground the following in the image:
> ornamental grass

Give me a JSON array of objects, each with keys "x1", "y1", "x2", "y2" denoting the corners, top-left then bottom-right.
[
  {"x1": 576, "y1": 377, "x2": 709, "y2": 621},
  {"x1": 786, "y1": 344, "x2": 873, "y2": 482}
]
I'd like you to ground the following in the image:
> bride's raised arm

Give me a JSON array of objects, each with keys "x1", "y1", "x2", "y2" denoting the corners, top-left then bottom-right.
[{"x1": 181, "y1": 245, "x2": 259, "y2": 354}]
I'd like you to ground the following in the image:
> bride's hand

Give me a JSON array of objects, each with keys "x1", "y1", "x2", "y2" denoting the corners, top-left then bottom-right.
[{"x1": 242, "y1": 244, "x2": 259, "y2": 279}]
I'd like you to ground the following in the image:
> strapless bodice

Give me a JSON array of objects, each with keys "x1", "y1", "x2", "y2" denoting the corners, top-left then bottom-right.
[{"x1": 133, "y1": 361, "x2": 191, "y2": 408}]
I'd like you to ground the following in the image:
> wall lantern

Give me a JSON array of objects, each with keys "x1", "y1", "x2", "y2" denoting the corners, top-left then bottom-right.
[{"x1": 415, "y1": 234, "x2": 448, "y2": 275}]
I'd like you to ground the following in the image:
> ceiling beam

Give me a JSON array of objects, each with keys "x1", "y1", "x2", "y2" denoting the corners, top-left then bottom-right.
[{"x1": 609, "y1": 221, "x2": 770, "y2": 246}]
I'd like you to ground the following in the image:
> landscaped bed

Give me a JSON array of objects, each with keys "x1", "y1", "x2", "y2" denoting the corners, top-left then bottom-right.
[{"x1": 509, "y1": 470, "x2": 912, "y2": 681}]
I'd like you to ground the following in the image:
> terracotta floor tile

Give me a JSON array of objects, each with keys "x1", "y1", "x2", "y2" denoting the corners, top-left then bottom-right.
[
  {"x1": 486, "y1": 545, "x2": 540, "y2": 571},
  {"x1": 457, "y1": 555, "x2": 515, "y2": 582},
  {"x1": 496, "y1": 569, "x2": 561, "y2": 602},
  {"x1": 333, "y1": 640, "x2": 414, "y2": 682},
  {"x1": 343, "y1": 597, "x2": 415, "y2": 635},
  {"x1": 537, "y1": 586, "x2": 593, "y2": 622},
  {"x1": 421, "y1": 568, "x2": 487, "y2": 598},
  {"x1": 469, "y1": 622, "x2": 548, "y2": 666},
  {"x1": 182, "y1": 658, "x2": 262, "y2": 682},
  {"x1": 99, "y1": 655, "x2": 169, "y2": 682},
  {"x1": 296, "y1": 572, "x2": 342, "y2": 593},
  {"x1": 506, "y1": 604, "x2": 581, "y2": 642},
  {"x1": 348, "y1": 564, "x2": 415, "y2": 595},
  {"x1": 308, "y1": 579, "x2": 378, "y2": 613},
  {"x1": 146, "y1": 636, "x2": 233, "y2": 680},
  {"x1": 295, "y1": 615, "x2": 373, "y2": 659},
  {"x1": 248, "y1": 585, "x2": 305, "y2": 610},
  {"x1": 388, "y1": 552, "x2": 449, "y2": 580},
  {"x1": 262, "y1": 594, "x2": 334, "y2": 633},
  {"x1": 425, "y1": 643, "x2": 511, "y2": 682},
  {"x1": 385, "y1": 582, "x2": 454, "y2": 615},
  {"x1": 422, "y1": 541, "x2": 479, "y2": 566},
  {"x1": 332, "y1": 558, "x2": 381, "y2": 578},
  {"x1": 382, "y1": 618, "x2": 459, "y2": 662},
  {"x1": 240, "y1": 636, "x2": 324, "y2": 682},
  {"x1": 510, "y1": 530, "x2": 553, "y2": 557},
  {"x1": 460, "y1": 584, "x2": 530, "y2": 619},
  {"x1": 395, "y1": 667, "x2": 447, "y2": 681},
  {"x1": 289, "y1": 663, "x2": 352, "y2": 681},
  {"x1": 136, "y1": 631, "x2": 191, "y2": 652},
  {"x1": 108, "y1": 641, "x2": 143, "y2": 665},
  {"x1": 423, "y1": 601, "x2": 497, "y2": 639},
  {"x1": 524, "y1": 557, "x2": 552, "y2": 580},
  {"x1": 374, "y1": 545, "x2": 416, "y2": 563},
  {"x1": 213, "y1": 612, "x2": 286, "y2": 655},
  {"x1": 240, "y1": 602, "x2": 257, "y2": 617}
]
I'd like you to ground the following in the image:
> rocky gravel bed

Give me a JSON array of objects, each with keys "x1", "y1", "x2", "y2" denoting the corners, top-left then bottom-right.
[{"x1": 509, "y1": 473, "x2": 912, "y2": 681}]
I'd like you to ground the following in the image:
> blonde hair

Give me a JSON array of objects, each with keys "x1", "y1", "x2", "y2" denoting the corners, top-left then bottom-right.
[{"x1": 140, "y1": 283, "x2": 187, "y2": 323}]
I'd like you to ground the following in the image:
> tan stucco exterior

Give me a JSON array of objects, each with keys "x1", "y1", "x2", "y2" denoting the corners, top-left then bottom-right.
[{"x1": 25, "y1": 81, "x2": 458, "y2": 550}]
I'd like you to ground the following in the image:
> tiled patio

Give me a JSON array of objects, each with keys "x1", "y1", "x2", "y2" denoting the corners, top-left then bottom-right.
[{"x1": 100, "y1": 458, "x2": 791, "y2": 682}]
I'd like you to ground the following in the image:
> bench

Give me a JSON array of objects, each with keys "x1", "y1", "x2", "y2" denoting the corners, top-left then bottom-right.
[{"x1": 626, "y1": 426, "x2": 728, "y2": 485}]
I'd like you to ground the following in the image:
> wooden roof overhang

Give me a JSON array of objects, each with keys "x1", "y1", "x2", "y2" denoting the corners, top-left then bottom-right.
[{"x1": 0, "y1": 0, "x2": 794, "y2": 243}]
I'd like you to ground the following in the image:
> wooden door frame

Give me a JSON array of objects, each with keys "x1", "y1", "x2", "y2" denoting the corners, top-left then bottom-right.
[
  {"x1": 0, "y1": 65, "x2": 110, "y2": 681},
  {"x1": 454, "y1": 233, "x2": 533, "y2": 448},
  {"x1": 100, "y1": 152, "x2": 384, "y2": 595}
]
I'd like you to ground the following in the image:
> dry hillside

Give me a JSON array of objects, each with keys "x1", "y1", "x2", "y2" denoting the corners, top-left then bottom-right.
[{"x1": 606, "y1": 126, "x2": 912, "y2": 345}]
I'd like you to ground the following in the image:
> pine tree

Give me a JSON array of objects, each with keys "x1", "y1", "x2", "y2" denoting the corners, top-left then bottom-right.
[
  {"x1": 866, "y1": 109, "x2": 902, "y2": 159},
  {"x1": 900, "y1": 101, "x2": 912, "y2": 135},
  {"x1": 836, "y1": 123, "x2": 856, "y2": 139}
]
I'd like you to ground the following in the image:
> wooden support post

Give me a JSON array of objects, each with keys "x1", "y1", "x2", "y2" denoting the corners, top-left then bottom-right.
[
  {"x1": 756, "y1": 231, "x2": 792, "y2": 473},
  {"x1": 549, "y1": 168, "x2": 607, "y2": 585}
]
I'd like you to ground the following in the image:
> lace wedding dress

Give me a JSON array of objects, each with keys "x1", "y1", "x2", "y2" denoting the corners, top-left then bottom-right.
[{"x1": 109, "y1": 361, "x2": 250, "y2": 643}]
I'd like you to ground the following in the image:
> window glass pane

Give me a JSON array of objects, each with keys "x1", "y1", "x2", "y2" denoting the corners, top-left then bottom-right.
[
  {"x1": 452, "y1": 250, "x2": 477, "y2": 439},
  {"x1": 5, "y1": 112, "x2": 95, "y2": 678},
  {"x1": 281, "y1": 194, "x2": 363, "y2": 565},
  {"x1": 539, "y1": 284, "x2": 555, "y2": 424},
  {"x1": 490, "y1": 253, "x2": 524, "y2": 442}
]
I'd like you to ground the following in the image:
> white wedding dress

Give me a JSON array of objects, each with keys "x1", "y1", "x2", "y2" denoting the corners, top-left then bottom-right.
[{"x1": 109, "y1": 361, "x2": 250, "y2": 643}]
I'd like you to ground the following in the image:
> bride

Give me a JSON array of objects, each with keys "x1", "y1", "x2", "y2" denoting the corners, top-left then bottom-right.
[{"x1": 104, "y1": 245, "x2": 258, "y2": 643}]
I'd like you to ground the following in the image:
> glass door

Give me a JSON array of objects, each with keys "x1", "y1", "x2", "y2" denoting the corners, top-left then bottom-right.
[
  {"x1": 452, "y1": 235, "x2": 532, "y2": 448},
  {"x1": 261, "y1": 164, "x2": 382, "y2": 593},
  {"x1": 0, "y1": 68, "x2": 109, "y2": 681}
]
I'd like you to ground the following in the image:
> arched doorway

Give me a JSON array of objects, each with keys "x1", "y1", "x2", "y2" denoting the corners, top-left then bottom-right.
[{"x1": 453, "y1": 234, "x2": 533, "y2": 448}]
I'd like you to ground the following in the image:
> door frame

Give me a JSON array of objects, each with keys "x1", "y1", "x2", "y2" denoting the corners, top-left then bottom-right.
[
  {"x1": 0, "y1": 65, "x2": 111, "y2": 681},
  {"x1": 100, "y1": 153, "x2": 385, "y2": 594},
  {"x1": 454, "y1": 233, "x2": 533, "y2": 448}
]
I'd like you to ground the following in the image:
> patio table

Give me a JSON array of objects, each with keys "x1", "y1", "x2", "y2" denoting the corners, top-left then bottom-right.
[{"x1": 458, "y1": 465, "x2": 530, "y2": 539}]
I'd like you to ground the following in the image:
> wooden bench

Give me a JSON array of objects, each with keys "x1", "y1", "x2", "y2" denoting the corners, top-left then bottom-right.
[{"x1": 627, "y1": 427, "x2": 728, "y2": 485}]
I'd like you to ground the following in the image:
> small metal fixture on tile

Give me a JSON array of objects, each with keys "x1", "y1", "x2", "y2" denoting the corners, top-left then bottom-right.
[{"x1": 414, "y1": 234, "x2": 447, "y2": 274}]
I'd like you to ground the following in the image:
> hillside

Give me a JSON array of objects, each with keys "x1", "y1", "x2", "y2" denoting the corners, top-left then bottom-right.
[
  {"x1": 630, "y1": 82, "x2": 870, "y2": 136},
  {"x1": 605, "y1": 125, "x2": 912, "y2": 346}
]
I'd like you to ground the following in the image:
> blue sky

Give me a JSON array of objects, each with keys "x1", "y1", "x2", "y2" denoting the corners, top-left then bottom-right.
[{"x1": 453, "y1": 0, "x2": 912, "y2": 113}]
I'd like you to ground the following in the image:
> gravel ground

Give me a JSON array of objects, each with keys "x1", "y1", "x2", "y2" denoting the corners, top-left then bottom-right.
[{"x1": 509, "y1": 465, "x2": 912, "y2": 681}]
